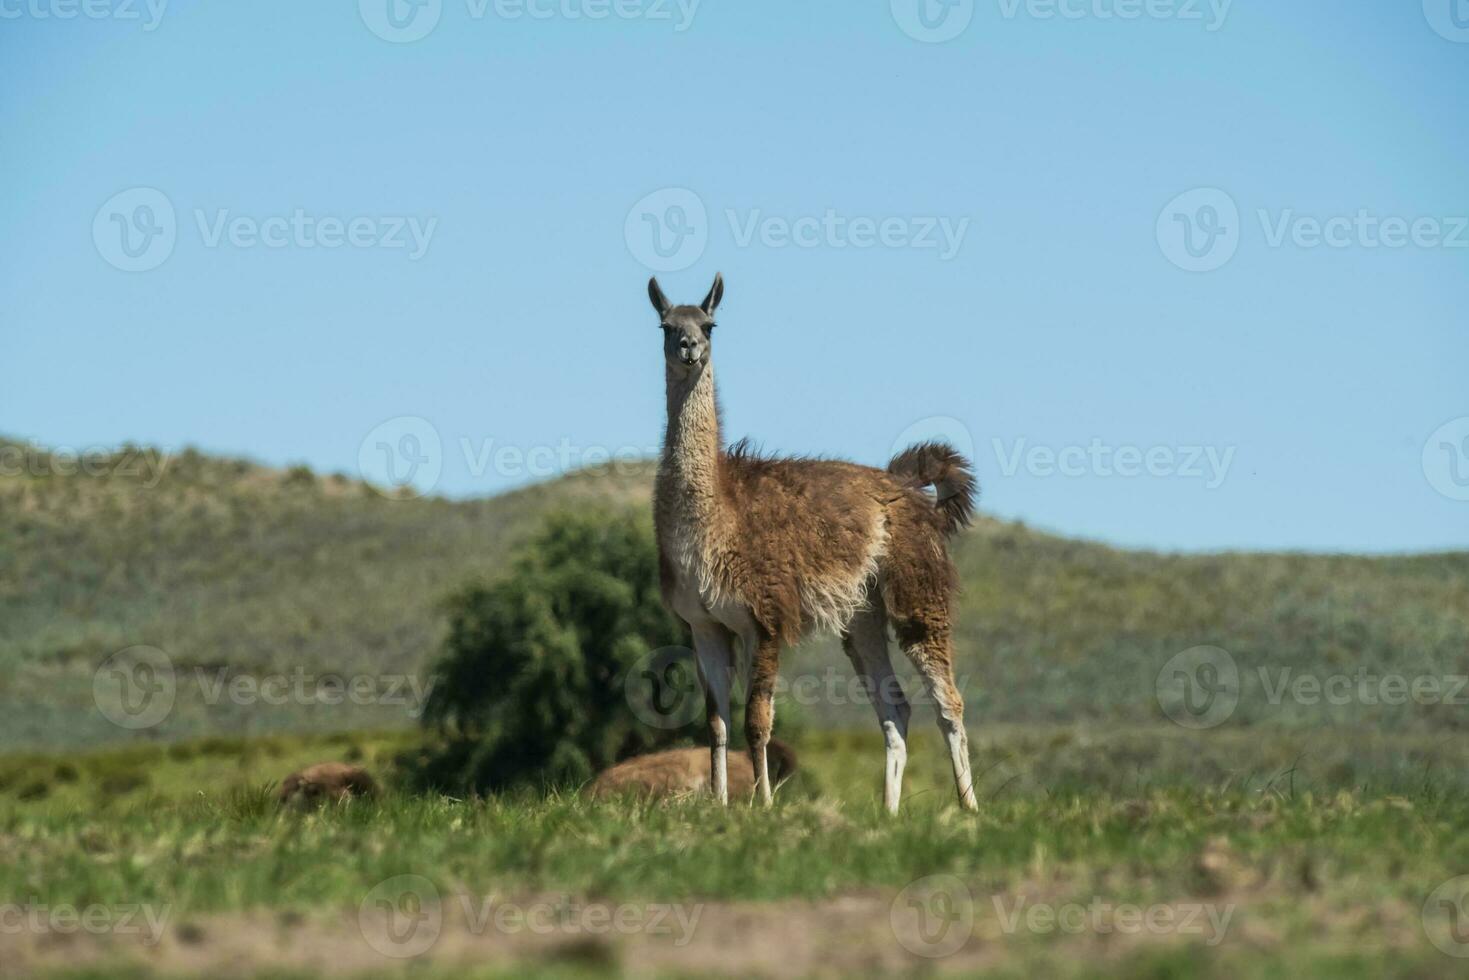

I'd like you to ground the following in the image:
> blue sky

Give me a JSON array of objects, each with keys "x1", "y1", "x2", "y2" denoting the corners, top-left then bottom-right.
[{"x1": 2, "y1": 1, "x2": 1465, "y2": 553}]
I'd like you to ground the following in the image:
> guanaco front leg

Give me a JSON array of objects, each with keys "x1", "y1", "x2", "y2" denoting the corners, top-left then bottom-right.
[{"x1": 692, "y1": 623, "x2": 737, "y2": 805}]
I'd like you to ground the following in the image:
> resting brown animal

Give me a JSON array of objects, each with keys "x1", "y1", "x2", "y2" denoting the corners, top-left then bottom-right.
[
  {"x1": 588, "y1": 740, "x2": 797, "y2": 800},
  {"x1": 277, "y1": 762, "x2": 377, "y2": 807}
]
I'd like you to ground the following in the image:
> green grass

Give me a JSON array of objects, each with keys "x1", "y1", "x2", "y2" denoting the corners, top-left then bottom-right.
[
  {"x1": 3, "y1": 727, "x2": 1469, "y2": 977},
  {"x1": 9, "y1": 774, "x2": 1460, "y2": 908}
]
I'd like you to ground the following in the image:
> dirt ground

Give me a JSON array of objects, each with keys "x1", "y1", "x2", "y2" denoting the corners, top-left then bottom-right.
[{"x1": 1, "y1": 882, "x2": 1423, "y2": 978}]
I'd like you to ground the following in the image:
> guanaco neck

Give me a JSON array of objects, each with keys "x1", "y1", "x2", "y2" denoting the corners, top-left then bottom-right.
[{"x1": 657, "y1": 361, "x2": 723, "y2": 544}]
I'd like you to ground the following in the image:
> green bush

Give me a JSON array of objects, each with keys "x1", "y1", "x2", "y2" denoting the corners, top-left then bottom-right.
[{"x1": 407, "y1": 508, "x2": 691, "y2": 795}]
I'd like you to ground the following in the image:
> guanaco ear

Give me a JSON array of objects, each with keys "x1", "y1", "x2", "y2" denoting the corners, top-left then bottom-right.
[
  {"x1": 648, "y1": 277, "x2": 671, "y2": 318},
  {"x1": 700, "y1": 273, "x2": 724, "y2": 315}
]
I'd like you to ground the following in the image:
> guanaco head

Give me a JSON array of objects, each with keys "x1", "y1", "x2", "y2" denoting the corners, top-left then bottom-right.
[{"x1": 648, "y1": 273, "x2": 723, "y2": 376}]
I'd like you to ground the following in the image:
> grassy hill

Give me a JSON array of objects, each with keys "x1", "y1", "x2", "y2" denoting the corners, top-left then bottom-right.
[{"x1": 2, "y1": 436, "x2": 1466, "y2": 749}]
